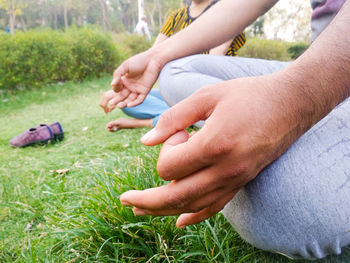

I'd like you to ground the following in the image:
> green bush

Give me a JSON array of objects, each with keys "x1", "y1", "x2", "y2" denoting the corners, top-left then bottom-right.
[
  {"x1": 237, "y1": 38, "x2": 291, "y2": 61},
  {"x1": 112, "y1": 33, "x2": 153, "y2": 58},
  {"x1": 0, "y1": 28, "x2": 122, "y2": 91},
  {"x1": 287, "y1": 42, "x2": 309, "y2": 59}
]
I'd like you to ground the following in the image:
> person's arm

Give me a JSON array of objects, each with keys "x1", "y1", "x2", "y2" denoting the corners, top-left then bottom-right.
[
  {"x1": 153, "y1": 33, "x2": 168, "y2": 46},
  {"x1": 152, "y1": 0, "x2": 277, "y2": 66},
  {"x1": 209, "y1": 39, "x2": 232, "y2": 55},
  {"x1": 100, "y1": 0, "x2": 278, "y2": 112},
  {"x1": 119, "y1": 1, "x2": 350, "y2": 228}
]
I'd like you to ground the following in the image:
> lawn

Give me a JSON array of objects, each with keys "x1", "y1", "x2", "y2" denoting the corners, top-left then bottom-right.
[{"x1": 0, "y1": 77, "x2": 349, "y2": 262}]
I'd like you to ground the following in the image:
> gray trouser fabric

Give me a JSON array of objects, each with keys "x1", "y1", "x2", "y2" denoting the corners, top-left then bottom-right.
[{"x1": 158, "y1": 55, "x2": 350, "y2": 260}]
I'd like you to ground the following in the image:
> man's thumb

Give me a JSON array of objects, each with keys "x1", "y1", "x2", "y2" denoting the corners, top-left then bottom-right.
[{"x1": 141, "y1": 90, "x2": 214, "y2": 146}]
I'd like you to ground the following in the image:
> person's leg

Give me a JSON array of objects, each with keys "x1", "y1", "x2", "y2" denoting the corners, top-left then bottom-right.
[
  {"x1": 159, "y1": 54, "x2": 289, "y2": 128},
  {"x1": 122, "y1": 89, "x2": 169, "y2": 120},
  {"x1": 223, "y1": 100, "x2": 350, "y2": 260},
  {"x1": 106, "y1": 118, "x2": 153, "y2": 131},
  {"x1": 159, "y1": 55, "x2": 289, "y2": 106},
  {"x1": 158, "y1": 54, "x2": 350, "y2": 260},
  {"x1": 107, "y1": 90, "x2": 169, "y2": 130}
]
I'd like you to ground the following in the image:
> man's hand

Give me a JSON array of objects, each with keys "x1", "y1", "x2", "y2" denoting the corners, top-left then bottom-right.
[
  {"x1": 117, "y1": 0, "x2": 350, "y2": 228},
  {"x1": 120, "y1": 74, "x2": 308, "y2": 228},
  {"x1": 99, "y1": 49, "x2": 163, "y2": 113}
]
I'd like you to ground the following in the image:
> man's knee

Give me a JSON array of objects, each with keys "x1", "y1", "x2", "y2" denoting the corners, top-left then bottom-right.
[
  {"x1": 222, "y1": 165, "x2": 350, "y2": 260},
  {"x1": 223, "y1": 101, "x2": 350, "y2": 260}
]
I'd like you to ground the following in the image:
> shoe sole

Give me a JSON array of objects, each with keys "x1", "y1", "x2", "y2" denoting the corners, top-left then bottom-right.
[{"x1": 12, "y1": 138, "x2": 52, "y2": 148}]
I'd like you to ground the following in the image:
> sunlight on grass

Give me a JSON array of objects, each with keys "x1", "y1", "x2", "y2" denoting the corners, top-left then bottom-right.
[{"x1": 1, "y1": 78, "x2": 349, "y2": 262}]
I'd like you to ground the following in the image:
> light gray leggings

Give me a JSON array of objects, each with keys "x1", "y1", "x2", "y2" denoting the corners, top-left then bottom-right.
[{"x1": 158, "y1": 55, "x2": 350, "y2": 260}]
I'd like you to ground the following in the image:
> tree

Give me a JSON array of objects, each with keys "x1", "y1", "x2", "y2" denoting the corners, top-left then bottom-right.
[
  {"x1": 249, "y1": 16, "x2": 265, "y2": 37},
  {"x1": 0, "y1": 0, "x2": 185, "y2": 34},
  {"x1": 0, "y1": 0, "x2": 27, "y2": 34},
  {"x1": 263, "y1": 0, "x2": 311, "y2": 42},
  {"x1": 99, "y1": 0, "x2": 110, "y2": 31},
  {"x1": 144, "y1": 0, "x2": 180, "y2": 34}
]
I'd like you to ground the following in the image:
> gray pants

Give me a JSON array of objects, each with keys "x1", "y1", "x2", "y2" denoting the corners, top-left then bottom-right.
[{"x1": 158, "y1": 55, "x2": 350, "y2": 260}]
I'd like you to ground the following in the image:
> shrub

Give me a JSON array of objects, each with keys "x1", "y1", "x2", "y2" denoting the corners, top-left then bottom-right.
[
  {"x1": 237, "y1": 38, "x2": 291, "y2": 61},
  {"x1": 287, "y1": 42, "x2": 309, "y2": 59},
  {"x1": 0, "y1": 28, "x2": 122, "y2": 91},
  {"x1": 112, "y1": 33, "x2": 153, "y2": 58}
]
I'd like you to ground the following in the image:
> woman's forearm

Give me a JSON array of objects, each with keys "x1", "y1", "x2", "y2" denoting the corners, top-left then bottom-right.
[{"x1": 153, "y1": 0, "x2": 278, "y2": 64}]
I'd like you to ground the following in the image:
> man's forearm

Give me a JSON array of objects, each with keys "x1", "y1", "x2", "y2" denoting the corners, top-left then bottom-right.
[
  {"x1": 152, "y1": 0, "x2": 278, "y2": 65},
  {"x1": 277, "y1": 0, "x2": 350, "y2": 137}
]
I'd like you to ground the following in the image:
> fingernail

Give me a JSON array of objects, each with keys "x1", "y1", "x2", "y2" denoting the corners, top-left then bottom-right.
[
  {"x1": 134, "y1": 209, "x2": 147, "y2": 216},
  {"x1": 177, "y1": 224, "x2": 186, "y2": 229},
  {"x1": 111, "y1": 79, "x2": 117, "y2": 86},
  {"x1": 141, "y1": 128, "x2": 157, "y2": 143}
]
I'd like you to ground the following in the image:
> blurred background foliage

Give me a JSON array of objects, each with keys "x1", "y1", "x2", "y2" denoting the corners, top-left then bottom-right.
[{"x1": 0, "y1": 0, "x2": 310, "y2": 92}]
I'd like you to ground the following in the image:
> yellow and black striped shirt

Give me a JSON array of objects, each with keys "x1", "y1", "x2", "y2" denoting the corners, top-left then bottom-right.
[{"x1": 160, "y1": 1, "x2": 246, "y2": 56}]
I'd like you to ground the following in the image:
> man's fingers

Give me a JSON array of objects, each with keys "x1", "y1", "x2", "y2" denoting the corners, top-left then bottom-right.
[
  {"x1": 132, "y1": 187, "x2": 234, "y2": 217},
  {"x1": 161, "y1": 130, "x2": 189, "y2": 146},
  {"x1": 176, "y1": 190, "x2": 238, "y2": 228},
  {"x1": 141, "y1": 87, "x2": 217, "y2": 146},
  {"x1": 156, "y1": 127, "x2": 213, "y2": 180},
  {"x1": 120, "y1": 167, "x2": 220, "y2": 211}
]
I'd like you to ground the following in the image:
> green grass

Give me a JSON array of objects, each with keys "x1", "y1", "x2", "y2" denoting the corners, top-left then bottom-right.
[{"x1": 0, "y1": 78, "x2": 349, "y2": 262}]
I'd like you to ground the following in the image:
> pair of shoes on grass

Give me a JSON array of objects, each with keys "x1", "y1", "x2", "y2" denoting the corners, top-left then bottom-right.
[{"x1": 10, "y1": 122, "x2": 64, "y2": 147}]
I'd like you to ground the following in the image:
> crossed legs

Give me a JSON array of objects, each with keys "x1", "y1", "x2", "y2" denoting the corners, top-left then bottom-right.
[
  {"x1": 107, "y1": 89, "x2": 169, "y2": 131},
  {"x1": 159, "y1": 54, "x2": 350, "y2": 260}
]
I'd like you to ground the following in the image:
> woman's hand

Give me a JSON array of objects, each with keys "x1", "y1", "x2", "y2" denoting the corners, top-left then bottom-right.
[{"x1": 100, "y1": 49, "x2": 164, "y2": 113}]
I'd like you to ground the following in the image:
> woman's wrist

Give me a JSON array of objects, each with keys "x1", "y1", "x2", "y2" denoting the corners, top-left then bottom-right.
[{"x1": 148, "y1": 44, "x2": 172, "y2": 69}]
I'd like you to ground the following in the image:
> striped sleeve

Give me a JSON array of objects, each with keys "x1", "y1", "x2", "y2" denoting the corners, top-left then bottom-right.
[
  {"x1": 226, "y1": 32, "x2": 246, "y2": 56},
  {"x1": 160, "y1": 10, "x2": 178, "y2": 37}
]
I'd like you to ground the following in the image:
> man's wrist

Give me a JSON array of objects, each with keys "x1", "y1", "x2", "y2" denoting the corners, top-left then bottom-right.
[{"x1": 272, "y1": 65, "x2": 331, "y2": 141}]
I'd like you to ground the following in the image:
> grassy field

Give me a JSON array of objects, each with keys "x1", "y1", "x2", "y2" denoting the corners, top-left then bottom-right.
[{"x1": 0, "y1": 77, "x2": 349, "y2": 262}]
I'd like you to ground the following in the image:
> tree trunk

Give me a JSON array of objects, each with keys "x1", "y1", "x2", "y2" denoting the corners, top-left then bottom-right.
[
  {"x1": 99, "y1": 0, "x2": 110, "y2": 31},
  {"x1": 148, "y1": 0, "x2": 157, "y2": 30},
  {"x1": 20, "y1": 16, "x2": 27, "y2": 31},
  {"x1": 63, "y1": 4, "x2": 68, "y2": 30},
  {"x1": 157, "y1": 0, "x2": 163, "y2": 27},
  {"x1": 9, "y1": 10, "x2": 15, "y2": 35},
  {"x1": 138, "y1": 0, "x2": 145, "y2": 21},
  {"x1": 117, "y1": 0, "x2": 132, "y2": 31},
  {"x1": 53, "y1": 8, "x2": 58, "y2": 29}
]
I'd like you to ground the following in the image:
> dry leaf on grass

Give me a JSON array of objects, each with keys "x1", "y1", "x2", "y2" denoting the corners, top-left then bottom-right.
[{"x1": 56, "y1": 168, "x2": 69, "y2": 174}]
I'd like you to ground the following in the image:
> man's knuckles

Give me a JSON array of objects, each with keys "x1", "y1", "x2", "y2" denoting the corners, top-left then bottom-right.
[{"x1": 163, "y1": 192, "x2": 188, "y2": 210}]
